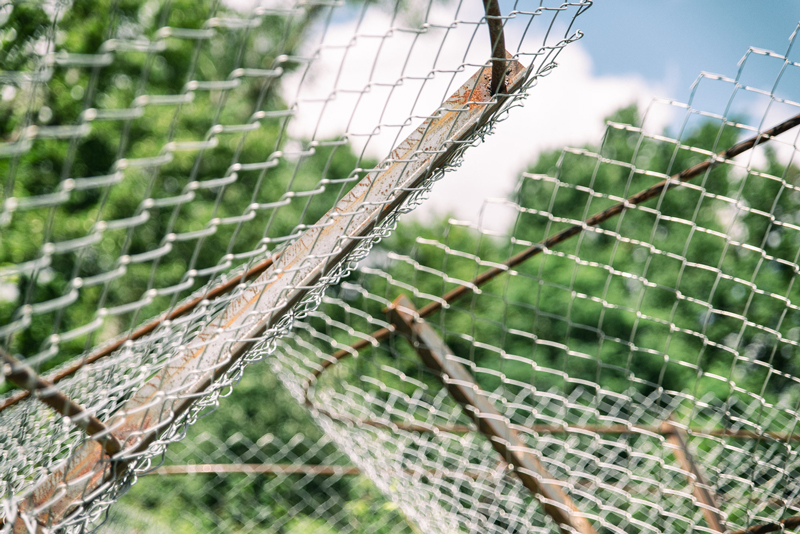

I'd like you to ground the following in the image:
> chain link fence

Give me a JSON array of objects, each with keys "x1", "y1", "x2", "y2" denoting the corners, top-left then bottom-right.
[
  {"x1": 267, "y1": 21, "x2": 800, "y2": 534},
  {"x1": 100, "y1": 432, "x2": 414, "y2": 534},
  {"x1": 4, "y1": 0, "x2": 800, "y2": 533},
  {"x1": 0, "y1": 0, "x2": 593, "y2": 531}
]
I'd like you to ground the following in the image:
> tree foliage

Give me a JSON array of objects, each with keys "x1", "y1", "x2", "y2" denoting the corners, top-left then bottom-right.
[
  {"x1": 4, "y1": 0, "x2": 800, "y2": 530},
  {"x1": 316, "y1": 104, "x2": 800, "y2": 417}
]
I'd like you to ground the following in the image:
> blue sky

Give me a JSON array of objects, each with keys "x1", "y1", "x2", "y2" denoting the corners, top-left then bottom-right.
[
  {"x1": 574, "y1": 1, "x2": 800, "y2": 98},
  {"x1": 426, "y1": 2, "x2": 800, "y2": 226}
]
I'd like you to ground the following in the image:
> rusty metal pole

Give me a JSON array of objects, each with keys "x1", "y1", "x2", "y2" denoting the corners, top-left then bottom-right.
[
  {"x1": 661, "y1": 419, "x2": 726, "y2": 533},
  {"x1": 12, "y1": 56, "x2": 529, "y2": 532},
  {"x1": 388, "y1": 294, "x2": 598, "y2": 534},
  {"x1": 729, "y1": 515, "x2": 800, "y2": 534},
  {"x1": 482, "y1": 0, "x2": 507, "y2": 94},
  {"x1": 150, "y1": 463, "x2": 362, "y2": 477}
]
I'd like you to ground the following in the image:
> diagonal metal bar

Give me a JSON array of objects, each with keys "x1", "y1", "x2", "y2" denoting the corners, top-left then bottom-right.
[
  {"x1": 0, "y1": 255, "x2": 279, "y2": 413},
  {"x1": 388, "y1": 294, "x2": 598, "y2": 534},
  {"x1": 12, "y1": 55, "x2": 530, "y2": 532},
  {"x1": 310, "y1": 417, "x2": 800, "y2": 442},
  {"x1": 148, "y1": 462, "x2": 493, "y2": 480},
  {"x1": 150, "y1": 463, "x2": 362, "y2": 477},
  {"x1": 0, "y1": 348, "x2": 121, "y2": 458},
  {"x1": 661, "y1": 418, "x2": 726, "y2": 533},
  {"x1": 306, "y1": 111, "x2": 800, "y2": 391},
  {"x1": 730, "y1": 515, "x2": 800, "y2": 534}
]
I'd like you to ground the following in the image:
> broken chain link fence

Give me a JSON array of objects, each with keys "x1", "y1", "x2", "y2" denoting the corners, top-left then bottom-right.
[
  {"x1": 266, "y1": 21, "x2": 800, "y2": 534},
  {"x1": 0, "y1": 0, "x2": 592, "y2": 531}
]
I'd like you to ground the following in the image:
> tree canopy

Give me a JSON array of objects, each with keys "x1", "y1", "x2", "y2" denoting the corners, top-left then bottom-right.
[{"x1": 3, "y1": 0, "x2": 800, "y2": 531}]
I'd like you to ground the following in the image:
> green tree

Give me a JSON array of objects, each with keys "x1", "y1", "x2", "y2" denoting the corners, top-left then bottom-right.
[
  {"x1": 1, "y1": 1, "x2": 410, "y2": 532},
  {"x1": 0, "y1": 0, "x2": 361, "y2": 369},
  {"x1": 312, "y1": 104, "x2": 800, "y2": 421}
]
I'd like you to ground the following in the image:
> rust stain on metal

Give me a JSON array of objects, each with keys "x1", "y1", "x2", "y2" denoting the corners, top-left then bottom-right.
[
  {"x1": 11, "y1": 53, "x2": 529, "y2": 531},
  {"x1": 388, "y1": 294, "x2": 598, "y2": 534}
]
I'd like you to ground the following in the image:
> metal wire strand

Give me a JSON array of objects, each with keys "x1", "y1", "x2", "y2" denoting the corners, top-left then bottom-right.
[{"x1": 305, "y1": 111, "x2": 800, "y2": 389}]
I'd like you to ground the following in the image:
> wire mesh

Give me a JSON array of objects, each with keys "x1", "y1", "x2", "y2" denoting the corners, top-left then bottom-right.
[
  {"x1": 0, "y1": 0, "x2": 592, "y2": 531},
  {"x1": 92, "y1": 357, "x2": 416, "y2": 533},
  {"x1": 266, "y1": 22, "x2": 800, "y2": 534},
  {"x1": 98, "y1": 432, "x2": 414, "y2": 534}
]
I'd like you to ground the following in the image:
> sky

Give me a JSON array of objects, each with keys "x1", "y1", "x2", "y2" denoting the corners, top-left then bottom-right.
[
  {"x1": 575, "y1": 1, "x2": 800, "y2": 95},
  {"x1": 277, "y1": 1, "x2": 800, "y2": 231}
]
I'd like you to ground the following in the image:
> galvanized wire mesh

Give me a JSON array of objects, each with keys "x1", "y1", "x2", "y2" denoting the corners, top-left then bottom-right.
[
  {"x1": 99, "y1": 432, "x2": 414, "y2": 534},
  {"x1": 94, "y1": 359, "x2": 416, "y2": 534},
  {"x1": 265, "y1": 22, "x2": 800, "y2": 534},
  {"x1": 0, "y1": 0, "x2": 592, "y2": 531}
]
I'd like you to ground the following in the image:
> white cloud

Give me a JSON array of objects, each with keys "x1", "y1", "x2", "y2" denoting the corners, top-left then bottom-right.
[
  {"x1": 280, "y1": 1, "x2": 671, "y2": 232},
  {"x1": 419, "y1": 42, "x2": 672, "y2": 232},
  {"x1": 281, "y1": 0, "x2": 505, "y2": 159}
]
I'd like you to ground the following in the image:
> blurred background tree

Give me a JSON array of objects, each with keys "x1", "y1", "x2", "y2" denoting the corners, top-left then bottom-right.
[
  {"x1": 312, "y1": 104, "x2": 800, "y2": 417},
  {"x1": 0, "y1": 0, "x2": 363, "y2": 367},
  {"x1": 3, "y1": 0, "x2": 800, "y2": 531}
]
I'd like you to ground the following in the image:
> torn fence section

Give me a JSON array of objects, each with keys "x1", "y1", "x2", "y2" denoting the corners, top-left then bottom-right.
[{"x1": 7, "y1": 56, "x2": 529, "y2": 532}]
